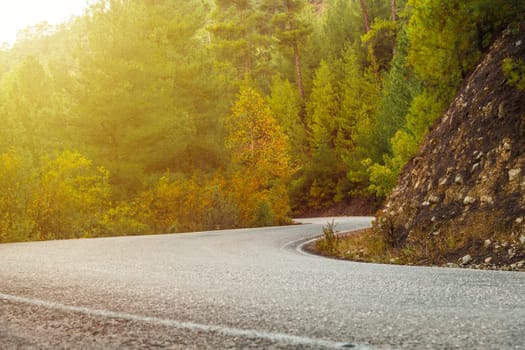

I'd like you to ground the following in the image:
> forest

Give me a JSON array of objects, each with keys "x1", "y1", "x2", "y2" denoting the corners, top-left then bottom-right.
[{"x1": 0, "y1": 0, "x2": 523, "y2": 242}]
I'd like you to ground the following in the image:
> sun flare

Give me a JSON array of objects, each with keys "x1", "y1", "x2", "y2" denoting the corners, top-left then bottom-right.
[{"x1": 0, "y1": 0, "x2": 88, "y2": 45}]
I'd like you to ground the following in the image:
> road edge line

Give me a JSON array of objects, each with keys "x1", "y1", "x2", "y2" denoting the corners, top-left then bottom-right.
[{"x1": 0, "y1": 292, "x2": 373, "y2": 350}]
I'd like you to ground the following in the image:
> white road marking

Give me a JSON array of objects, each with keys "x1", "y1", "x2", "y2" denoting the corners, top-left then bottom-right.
[
  {"x1": 282, "y1": 224, "x2": 371, "y2": 257},
  {"x1": 0, "y1": 292, "x2": 372, "y2": 349},
  {"x1": 296, "y1": 236, "x2": 323, "y2": 256}
]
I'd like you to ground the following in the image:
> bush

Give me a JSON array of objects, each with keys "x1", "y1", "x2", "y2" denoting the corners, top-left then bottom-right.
[
  {"x1": 319, "y1": 220, "x2": 339, "y2": 254},
  {"x1": 0, "y1": 150, "x2": 34, "y2": 242},
  {"x1": 98, "y1": 202, "x2": 152, "y2": 237},
  {"x1": 31, "y1": 150, "x2": 111, "y2": 240}
]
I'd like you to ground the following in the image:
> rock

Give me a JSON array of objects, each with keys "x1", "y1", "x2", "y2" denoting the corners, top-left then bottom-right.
[
  {"x1": 517, "y1": 260, "x2": 525, "y2": 268},
  {"x1": 460, "y1": 254, "x2": 472, "y2": 265},
  {"x1": 502, "y1": 139, "x2": 512, "y2": 152},
  {"x1": 428, "y1": 195, "x2": 440, "y2": 203},
  {"x1": 498, "y1": 102, "x2": 505, "y2": 119},
  {"x1": 475, "y1": 151, "x2": 484, "y2": 160},
  {"x1": 484, "y1": 239, "x2": 492, "y2": 248},
  {"x1": 444, "y1": 263, "x2": 460, "y2": 268},
  {"x1": 480, "y1": 195, "x2": 494, "y2": 205},
  {"x1": 372, "y1": 22, "x2": 525, "y2": 270},
  {"x1": 484, "y1": 257, "x2": 492, "y2": 264},
  {"x1": 508, "y1": 168, "x2": 521, "y2": 182},
  {"x1": 515, "y1": 217, "x2": 523, "y2": 224},
  {"x1": 482, "y1": 102, "x2": 493, "y2": 116},
  {"x1": 463, "y1": 196, "x2": 476, "y2": 205}
]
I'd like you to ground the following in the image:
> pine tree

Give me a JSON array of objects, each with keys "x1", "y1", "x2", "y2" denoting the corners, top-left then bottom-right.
[
  {"x1": 262, "y1": 0, "x2": 312, "y2": 99},
  {"x1": 72, "y1": 0, "x2": 210, "y2": 197},
  {"x1": 209, "y1": 0, "x2": 271, "y2": 84}
]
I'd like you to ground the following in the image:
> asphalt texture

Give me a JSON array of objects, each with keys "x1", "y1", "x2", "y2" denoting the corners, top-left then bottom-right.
[{"x1": 0, "y1": 217, "x2": 524, "y2": 349}]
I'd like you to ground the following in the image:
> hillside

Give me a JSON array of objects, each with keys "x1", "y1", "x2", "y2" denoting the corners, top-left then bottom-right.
[{"x1": 375, "y1": 21, "x2": 525, "y2": 269}]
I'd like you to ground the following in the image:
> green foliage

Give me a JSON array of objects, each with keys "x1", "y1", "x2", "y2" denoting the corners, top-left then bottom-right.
[
  {"x1": 267, "y1": 75, "x2": 306, "y2": 163},
  {"x1": 319, "y1": 0, "x2": 363, "y2": 58},
  {"x1": 366, "y1": 160, "x2": 398, "y2": 198},
  {"x1": 262, "y1": 0, "x2": 313, "y2": 98},
  {"x1": 210, "y1": 0, "x2": 272, "y2": 86},
  {"x1": 0, "y1": 150, "x2": 34, "y2": 242},
  {"x1": 98, "y1": 202, "x2": 152, "y2": 237},
  {"x1": 316, "y1": 220, "x2": 339, "y2": 254},
  {"x1": 341, "y1": 67, "x2": 382, "y2": 193},
  {"x1": 307, "y1": 60, "x2": 340, "y2": 147},
  {"x1": 0, "y1": 56, "x2": 59, "y2": 156},
  {"x1": 364, "y1": 0, "x2": 525, "y2": 197},
  {"x1": 371, "y1": 27, "x2": 421, "y2": 157},
  {"x1": 319, "y1": 0, "x2": 394, "y2": 60},
  {"x1": 302, "y1": 59, "x2": 348, "y2": 206},
  {"x1": 407, "y1": 0, "x2": 524, "y2": 92},
  {"x1": 503, "y1": 58, "x2": 525, "y2": 90},
  {"x1": 71, "y1": 0, "x2": 222, "y2": 198},
  {"x1": 31, "y1": 151, "x2": 112, "y2": 240},
  {"x1": 361, "y1": 19, "x2": 398, "y2": 72},
  {"x1": 1, "y1": 0, "x2": 522, "y2": 241}
]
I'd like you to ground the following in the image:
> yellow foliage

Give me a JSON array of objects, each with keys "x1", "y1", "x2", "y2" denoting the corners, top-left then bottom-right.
[
  {"x1": 0, "y1": 150, "x2": 34, "y2": 242},
  {"x1": 223, "y1": 85, "x2": 294, "y2": 226},
  {"x1": 141, "y1": 173, "x2": 222, "y2": 233},
  {"x1": 226, "y1": 86, "x2": 293, "y2": 181},
  {"x1": 98, "y1": 202, "x2": 152, "y2": 237},
  {"x1": 31, "y1": 150, "x2": 111, "y2": 240}
]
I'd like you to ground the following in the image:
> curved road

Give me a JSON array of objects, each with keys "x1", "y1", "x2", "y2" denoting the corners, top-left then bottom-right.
[{"x1": 0, "y1": 217, "x2": 524, "y2": 349}]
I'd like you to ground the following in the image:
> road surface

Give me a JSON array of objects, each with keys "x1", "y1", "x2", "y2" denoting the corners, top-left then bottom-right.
[{"x1": 0, "y1": 217, "x2": 524, "y2": 349}]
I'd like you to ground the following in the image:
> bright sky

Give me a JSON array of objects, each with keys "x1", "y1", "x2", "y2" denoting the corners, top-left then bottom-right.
[{"x1": 0, "y1": 0, "x2": 89, "y2": 46}]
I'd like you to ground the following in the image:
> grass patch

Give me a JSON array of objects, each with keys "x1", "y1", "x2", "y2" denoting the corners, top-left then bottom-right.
[
  {"x1": 313, "y1": 212, "x2": 525, "y2": 269},
  {"x1": 315, "y1": 227, "x2": 402, "y2": 264}
]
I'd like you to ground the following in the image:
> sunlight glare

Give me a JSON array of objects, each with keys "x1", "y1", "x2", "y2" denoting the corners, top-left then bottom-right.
[{"x1": 0, "y1": 0, "x2": 88, "y2": 46}]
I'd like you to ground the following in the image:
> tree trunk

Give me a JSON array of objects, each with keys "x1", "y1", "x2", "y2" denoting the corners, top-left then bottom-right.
[
  {"x1": 391, "y1": 0, "x2": 396, "y2": 22},
  {"x1": 359, "y1": 0, "x2": 370, "y2": 33},
  {"x1": 293, "y1": 43, "x2": 305, "y2": 100},
  {"x1": 391, "y1": 0, "x2": 397, "y2": 56}
]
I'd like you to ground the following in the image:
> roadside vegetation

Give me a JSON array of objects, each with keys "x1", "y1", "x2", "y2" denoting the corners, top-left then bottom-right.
[
  {"x1": 1, "y1": 0, "x2": 524, "y2": 242},
  {"x1": 316, "y1": 224, "x2": 525, "y2": 270}
]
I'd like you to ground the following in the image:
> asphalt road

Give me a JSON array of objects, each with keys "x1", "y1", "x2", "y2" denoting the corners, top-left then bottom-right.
[{"x1": 0, "y1": 217, "x2": 524, "y2": 349}]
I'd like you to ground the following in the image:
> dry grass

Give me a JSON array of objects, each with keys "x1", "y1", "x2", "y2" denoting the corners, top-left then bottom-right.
[
  {"x1": 313, "y1": 212, "x2": 525, "y2": 268},
  {"x1": 314, "y1": 228, "x2": 402, "y2": 264}
]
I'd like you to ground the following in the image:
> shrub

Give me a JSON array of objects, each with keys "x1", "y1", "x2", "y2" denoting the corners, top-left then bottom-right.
[
  {"x1": 0, "y1": 150, "x2": 34, "y2": 242},
  {"x1": 98, "y1": 202, "x2": 152, "y2": 237},
  {"x1": 30, "y1": 150, "x2": 111, "y2": 240},
  {"x1": 320, "y1": 220, "x2": 339, "y2": 254}
]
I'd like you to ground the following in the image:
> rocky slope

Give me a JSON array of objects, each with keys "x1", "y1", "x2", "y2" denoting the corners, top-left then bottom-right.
[{"x1": 376, "y1": 21, "x2": 525, "y2": 270}]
